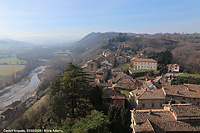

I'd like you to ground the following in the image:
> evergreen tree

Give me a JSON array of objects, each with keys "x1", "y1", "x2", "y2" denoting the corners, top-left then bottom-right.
[
  {"x1": 71, "y1": 110, "x2": 110, "y2": 133},
  {"x1": 49, "y1": 63, "x2": 92, "y2": 122},
  {"x1": 108, "y1": 106, "x2": 132, "y2": 133}
]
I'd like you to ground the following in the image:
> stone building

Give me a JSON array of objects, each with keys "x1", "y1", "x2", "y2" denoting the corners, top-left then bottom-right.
[
  {"x1": 82, "y1": 59, "x2": 100, "y2": 71},
  {"x1": 102, "y1": 87, "x2": 126, "y2": 107},
  {"x1": 167, "y1": 64, "x2": 180, "y2": 73},
  {"x1": 130, "y1": 58, "x2": 157, "y2": 71},
  {"x1": 129, "y1": 88, "x2": 165, "y2": 110},
  {"x1": 163, "y1": 84, "x2": 200, "y2": 106},
  {"x1": 131, "y1": 104, "x2": 200, "y2": 132}
]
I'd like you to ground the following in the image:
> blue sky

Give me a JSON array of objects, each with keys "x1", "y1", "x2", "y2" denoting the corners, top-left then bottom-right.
[{"x1": 0, "y1": 0, "x2": 199, "y2": 43}]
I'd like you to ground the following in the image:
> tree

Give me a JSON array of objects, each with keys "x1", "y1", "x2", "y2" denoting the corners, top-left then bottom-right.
[
  {"x1": 90, "y1": 85, "x2": 103, "y2": 107},
  {"x1": 108, "y1": 106, "x2": 132, "y2": 133},
  {"x1": 49, "y1": 63, "x2": 92, "y2": 122},
  {"x1": 71, "y1": 110, "x2": 110, "y2": 133}
]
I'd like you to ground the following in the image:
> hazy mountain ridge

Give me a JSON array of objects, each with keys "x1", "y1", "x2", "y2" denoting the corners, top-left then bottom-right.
[
  {"x1": 75, "y1": 32, "x2": 119, "y2": 48},
  {"x1": 0, "y1": 39, "x2": 34, "y2": 49}
]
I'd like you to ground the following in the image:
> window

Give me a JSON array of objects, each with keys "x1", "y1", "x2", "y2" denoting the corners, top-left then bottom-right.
[
  {"x1": 91, "y1": 64, "x2": 94, "y2": 68},
  {"x1": 142, "y1": 103, "x2": 145, "y2": 108},
  {"x1": 141, "y1": 63, "x2": 143, "y2": 65},
  {"x1": 152, "y1": 103, "x2": 154, "y2": 107},
  {"x1": 144, "y1": 63, "x2": 146, "y2": 65},
  {"x1": 148, "y1": 63, "x2": 149, "y2": 65},
  {"x1": 135, "y1": 66, "x2": 137, "y2": 69},
  {"x1": 183, "y1": 98, "x2": 185, "y2": 100},
  {"x1": 141, "y1": 66, "x2": 143, "y2": 68},
  {"x1": 160, "y1": 103, "x2": 162, "y2": 107},
  {"x1": 135, "y1": 62, "x2": 137, "y2": 65},
  {"x1": 138, "y1": 62, "x2": 140, "y2": 64}
]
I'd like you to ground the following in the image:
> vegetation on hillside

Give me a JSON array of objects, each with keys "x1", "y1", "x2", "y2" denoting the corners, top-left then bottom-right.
[
  {"x1": 7, "y1": 63, "x2": 131, "y2": 133},
  {"x1": 101, "y1": 33, "x2": 200, "y2": 74}
]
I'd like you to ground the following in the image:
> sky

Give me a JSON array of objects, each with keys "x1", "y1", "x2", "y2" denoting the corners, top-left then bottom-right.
[{"x1": 0, "y1": 0, "x2": 199, "y2": 43}]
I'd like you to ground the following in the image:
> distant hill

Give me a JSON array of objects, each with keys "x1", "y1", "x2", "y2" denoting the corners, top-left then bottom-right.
[
  {"x1": 0, "y1": 39, "x2": 33, "y2": 49},
  {"x1": 75, "y1": 32, "x2": 118, "y2": 48},
  {"x1": 71, "y1": 32, "x2": 119, "y2": 63},
  {"x1": 72, "y1": 32, "x2": 200, "y2": 73}
]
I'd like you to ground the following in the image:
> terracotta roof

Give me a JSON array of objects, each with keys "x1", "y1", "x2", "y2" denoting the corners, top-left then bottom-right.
[
  {"x1": 87, "y1": 59, "x2": 99, "y2": 64},
  {"x1": 131, "y1": 89, "x2": 165, "y2": 100},
  {"x1": 112, "y1": 84, "x2": 121, "y2": 88},
  {"x1": 95, "y1": 55, "x2": 105, "y2": 62},
  {"x1": 131, "y1": 58, "x2": 157, "y2": 63},
  {"x1": 96, "y1": 68, "x2": 108, "y2": 73},
  {"x1": 111, "y1": 68, "x2": 123, "y2": 73},
  {"x1": 102, "y1": 87, "x2": 126, "y2": 100},
  {"x1": 153, "y1": 120, "x2": 198, "y2": 132},
  {"x1": 139, "y1": 89, "x2": 165, "y2": 100},
  {"x1": 134, "y1": 119, "x2": 155, "y2": 132},
  {"x1": 163, "y1": 84, "x2": 200, "y2": 98},
  {"x1": 108, "y1": 72, "x2": 134, "y2": 83},
  {"x1": 133, "y1": 110, "x2": 200, "y2": 132},
  {"x1": 171, "y1": 104, "x2": 200, "y2": 118},
  {"x1": 153, "y1": 76, "x2": 162, "y2": 83},
  {"x1": 167, "y1": 64, "x2": 179, "y2": 67},
  {"x1": 133, "y1": 110, "x2": 175, "y2": 124}
]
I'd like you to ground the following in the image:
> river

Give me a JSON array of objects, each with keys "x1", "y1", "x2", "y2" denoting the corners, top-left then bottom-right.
[{"x1": 0, "y1": 66, "x2": 46, "y2": 113}]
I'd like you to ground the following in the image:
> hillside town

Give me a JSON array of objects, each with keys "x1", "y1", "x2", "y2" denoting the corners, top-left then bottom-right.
[
  {"x1": 81, "y1": 42, "x2": 200, "y2": 132},
  {"x1": 0, "y1": 39, "x2": 199, "y2": 132}
]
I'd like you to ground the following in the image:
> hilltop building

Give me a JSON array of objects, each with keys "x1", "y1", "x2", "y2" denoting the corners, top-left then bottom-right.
[
  {"x1": 167, "y1": 64, "x2": 180, "y2": 73},
  {"x1": 130, "y1": 58, "x2": 157, "y2": 71}
]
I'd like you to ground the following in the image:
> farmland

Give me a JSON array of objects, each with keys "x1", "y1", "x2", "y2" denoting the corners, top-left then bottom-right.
[
  {"x1": 0, "y1": 65, "x2": 25, "y2": 75},
  {"x1": 0, "y1": 57, "x2": 26, "y2": 65},
  {"x1": 180, "y1": 73, "x2": 200, "y2": 78}
]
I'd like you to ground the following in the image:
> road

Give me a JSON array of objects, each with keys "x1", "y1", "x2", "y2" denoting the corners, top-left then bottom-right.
[{"x1": 0, "y1": 66, "x2": 46, "y2": 113}]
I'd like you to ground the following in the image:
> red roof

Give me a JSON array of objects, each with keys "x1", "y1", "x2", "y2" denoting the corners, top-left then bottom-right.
[{"x1": 131, "y1": 58, "x2": 157, "y2": 63}]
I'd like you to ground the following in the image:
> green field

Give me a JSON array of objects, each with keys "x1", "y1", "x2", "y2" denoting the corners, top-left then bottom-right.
[
  {"x1": 0, "y1": 65, "x2": 25, "y2": 75},
  {"x1": 0, "y1": 57, "x2": 26, "y2": 65},
  {"x1": 54, "y1": 50, "x2": 71, "y2": 56},
  {"x1": 118, "y1": 63, "x2": 130, "y2": 71},
  {"x1": 120, "y1": 90, "x2": 130, "y2": 97},
  {"x1": 180, "y1": 73, "x2": 200, "y2": 78}
]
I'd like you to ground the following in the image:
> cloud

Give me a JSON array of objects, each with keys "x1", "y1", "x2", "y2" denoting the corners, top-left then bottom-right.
[{"x1": 0, "y1": 11, "x2": 38, "y2": 16}]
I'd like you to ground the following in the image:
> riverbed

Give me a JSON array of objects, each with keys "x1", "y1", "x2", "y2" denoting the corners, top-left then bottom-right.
[{"x1": 0, "y1": 66, "x2": 46, "y2": 113}]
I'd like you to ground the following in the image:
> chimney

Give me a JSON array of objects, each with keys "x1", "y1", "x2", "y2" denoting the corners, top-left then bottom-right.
[{"x1": 149, "y1": 110, "x2": 153, "y2": 115}]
